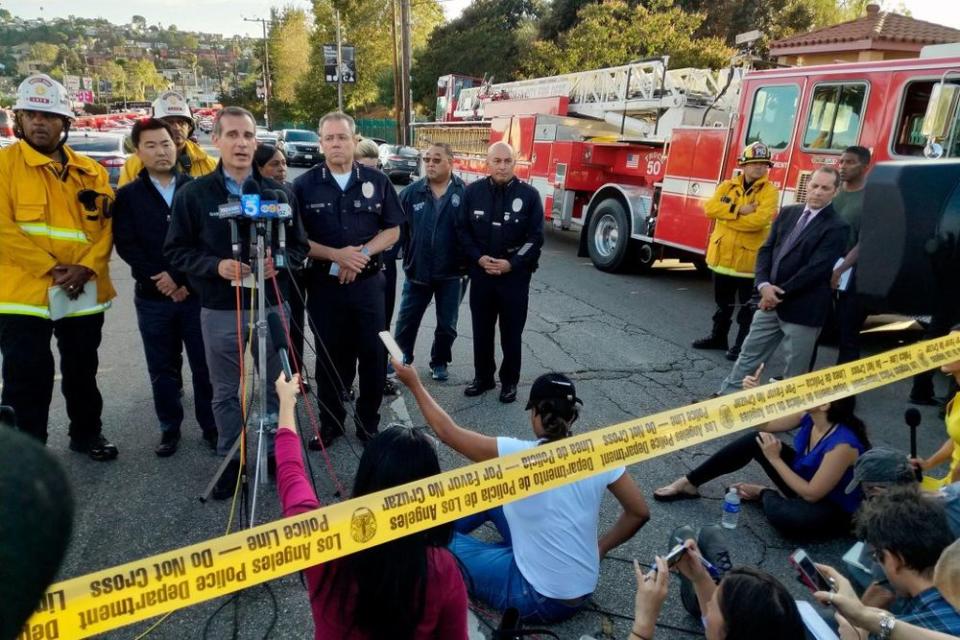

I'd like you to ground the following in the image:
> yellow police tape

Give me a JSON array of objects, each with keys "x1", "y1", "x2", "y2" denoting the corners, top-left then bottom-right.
[{"x1": 22, "y1": 333, "x2": 960, "y2": 639}]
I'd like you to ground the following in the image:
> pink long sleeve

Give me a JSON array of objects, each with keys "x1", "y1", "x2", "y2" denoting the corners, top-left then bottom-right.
[{"x1": 275, "y1": 428, "x2": 321, "y2": 516}]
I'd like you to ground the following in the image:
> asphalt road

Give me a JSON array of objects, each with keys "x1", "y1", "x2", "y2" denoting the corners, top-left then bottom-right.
[{"x1": 26, "y1": 159, "x2": 954, "y2": 640}]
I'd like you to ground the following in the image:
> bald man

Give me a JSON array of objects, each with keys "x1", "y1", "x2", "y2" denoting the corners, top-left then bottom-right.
[{"x1": 456, "y1": 142, "x2": 544, "y2": 403}]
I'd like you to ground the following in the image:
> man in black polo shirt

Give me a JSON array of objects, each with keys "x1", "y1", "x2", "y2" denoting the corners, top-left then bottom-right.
[
  {"x1": 113, "y1": 117, "x2": 216, "y2": 458},
  {"x1": 294, "y1": 112, "x2": 403, "y2": 448}
]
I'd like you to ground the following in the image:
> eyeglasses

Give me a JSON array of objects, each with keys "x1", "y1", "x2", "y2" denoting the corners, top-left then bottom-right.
[{"x1": 422, "y1": 157, "x2": 445, "y2": 164}]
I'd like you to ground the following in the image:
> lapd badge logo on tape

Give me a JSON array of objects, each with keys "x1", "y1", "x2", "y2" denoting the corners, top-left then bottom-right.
[
  {"x1": 512, "y1": 198, "x2": 522, "y2": 213},
  {"x1": 362, "y1": 181, "x2": 375, "y2": 199},
  {"x1": 719, "y1": 405, "x2": 735, "y2": 431},
  {"x1": 350, "y1": 507, "x2": 377, "y2": 543}
]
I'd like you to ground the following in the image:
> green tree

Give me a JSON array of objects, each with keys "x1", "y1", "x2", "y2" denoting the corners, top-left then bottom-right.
[
  {"x1": 126, "y1": 58, "x2": 166, "y2": 100},
  {"x1": 268, "y1": 6, "x2": 311, "y2": 124},
  {"x1": 29, "y1": 43, "x2": 60, "y2": 70},
  {"x1": 411, "y1": 0, "x2": 545, "y2": 117},
  {"x1": 520, "y1": 1, "x2": 731, "y2": 77}
]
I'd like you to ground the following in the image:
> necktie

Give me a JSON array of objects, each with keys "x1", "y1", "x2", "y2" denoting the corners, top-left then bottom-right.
[{"x1": 772, "y1": 209, "x2": 813, "y2": 281}]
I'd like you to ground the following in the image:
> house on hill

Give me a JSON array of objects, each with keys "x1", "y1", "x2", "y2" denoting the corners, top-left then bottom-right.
[{"x1": 770, "y1": 3, "x2": 960, "y2": 66}]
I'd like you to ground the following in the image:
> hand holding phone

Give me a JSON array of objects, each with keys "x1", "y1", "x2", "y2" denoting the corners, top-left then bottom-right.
[
  {"x1": 789, "y1": 549, "x2": 836, "y2": 594},
  {"x1": 379, "y1": 331, "x2": 404, "y2": 364}
]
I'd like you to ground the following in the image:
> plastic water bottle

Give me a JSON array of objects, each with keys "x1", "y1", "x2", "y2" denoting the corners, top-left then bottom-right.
[{"x1": 721, "y1": 487, "x2": 741, "y2": 529}]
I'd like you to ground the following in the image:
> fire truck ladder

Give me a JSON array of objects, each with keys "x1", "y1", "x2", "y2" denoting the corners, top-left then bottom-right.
[{"x1": 453, "y1": 58, "x2": 742, "y2": 139}]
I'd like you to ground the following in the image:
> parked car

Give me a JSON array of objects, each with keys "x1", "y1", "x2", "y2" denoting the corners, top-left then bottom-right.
[
  {"x1": 0, "y1": 109, "x2": 14, "y2": 137},
  {"x1": 377, "y1": 144, "x2": 421, "y2": 183},
  {"x1": 69, "y1": 132, "x2": 129, "y2": 187},
  {"x1": 197, "y1": 116, "x2": 214, "y2": 134},
  {"x1": 277, "y1": 129, "x2": 321, "y2": 166},
  {"x1": 256, "y1": 126, "x2": 279, "y2": 146}
]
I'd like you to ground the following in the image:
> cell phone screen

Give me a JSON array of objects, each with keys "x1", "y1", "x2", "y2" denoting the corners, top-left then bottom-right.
[
  {"x1": 793, "y1": 551, "x2": 832, "y2": 592},
  {"x1": 664, "y1": 544, "x2": 687, "y2": 567}
]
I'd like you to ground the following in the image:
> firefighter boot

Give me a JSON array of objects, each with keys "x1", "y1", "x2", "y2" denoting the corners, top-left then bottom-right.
[{"x1": 692, "y1": 319, "x2": 729, "y2": 351}]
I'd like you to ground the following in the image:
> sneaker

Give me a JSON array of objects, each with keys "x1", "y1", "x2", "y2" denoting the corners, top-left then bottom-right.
[
  {"x1": 696, "y1": 525, "x2": 733, "y2": 577},
  {"x1": 211, "y1": 459, "x2": 242, "y2": 501},
  {"x1": 725, "y1": 345, "x2": 741, "y2": 361},
  {"x1": 383, "y1": 378, "x2": 400, "y2": 396},
  {"x1": 155, "y1": 429, "x2": 181, "y2": 457},
  {"x1": 431, "y1": 364, "x2": 449, "y2": 381},
  {"x1": 667, "y1": 525, "x2": 700, "y2": 618},
  {"x1": 69, "y1": 434, "x2": 119, "y2": 461},
  {"x1": 691, "y1": 334, "x2": 727, "y2": 350}
]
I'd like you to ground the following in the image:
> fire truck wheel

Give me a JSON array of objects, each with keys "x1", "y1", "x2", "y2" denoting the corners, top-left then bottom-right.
[{"x1": 587, "y1": 198, "x2": 631, "y2": 272}]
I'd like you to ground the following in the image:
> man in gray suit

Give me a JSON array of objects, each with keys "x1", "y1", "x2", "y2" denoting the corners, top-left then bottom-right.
[{"x1": 717, "y1": 167, "x2": 849, "y2": 395}]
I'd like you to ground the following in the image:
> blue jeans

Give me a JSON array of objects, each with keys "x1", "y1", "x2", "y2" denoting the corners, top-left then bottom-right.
[
  {"x1": 394, "y1": 277, "x2": 465, "y2": 368},
  {"x1": 134, "y1": 295, "x2": 215, "y2": 434},
  {"x1": 450, "y1": 507, "x2": 586, "y2": 624}
]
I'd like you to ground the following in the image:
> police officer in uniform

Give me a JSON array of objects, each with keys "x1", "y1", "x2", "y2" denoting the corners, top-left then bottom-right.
[
  {"x1": 0, "y1": 74, "x2": 118, "y2": 459},
  {"x1": 294, "y1": 113, "x2": 403, "y2": 447},
  {"x1": 458, "y1": 141, "x2": 544, "y2": 403}
]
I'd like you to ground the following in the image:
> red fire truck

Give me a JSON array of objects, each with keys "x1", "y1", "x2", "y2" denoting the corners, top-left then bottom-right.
[{"x1": 415, "y1": 46, "x2": 960, "y2": 273}]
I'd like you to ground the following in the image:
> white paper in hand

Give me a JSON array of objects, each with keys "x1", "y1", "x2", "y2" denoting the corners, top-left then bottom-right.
[
  {"x1": 48, "y1": 282, "x2": 98, "y2": 321},
  {"x1": 379, "y1": 331, "x2": 404, "y2": 363}
]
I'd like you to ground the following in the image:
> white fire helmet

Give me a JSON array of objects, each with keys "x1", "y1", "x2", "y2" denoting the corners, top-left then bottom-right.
[
  {"x1": 152, "y1": 91, "x2": 193, "y2": 122},
  {"x1": 13, "y1": 74, "x2": 75, "y2": 120}
]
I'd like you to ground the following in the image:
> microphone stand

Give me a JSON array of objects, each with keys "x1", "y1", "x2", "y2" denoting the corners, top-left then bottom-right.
[{"x1": 249, "y1": 215, "x2": 272, "y2": 527}]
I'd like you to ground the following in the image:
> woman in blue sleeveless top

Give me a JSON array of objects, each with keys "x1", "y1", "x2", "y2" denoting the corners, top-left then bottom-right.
[{"x1": 655, "y1": 392, "x2": 869, "y2": 540}]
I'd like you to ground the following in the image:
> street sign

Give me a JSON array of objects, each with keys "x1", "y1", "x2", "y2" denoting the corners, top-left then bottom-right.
[
  {"x1": 75, "y1": 90, "x2": 94, "y2": 104},
  {"x1": 735, "y1": 30, "x2": 762, "y2": 45},
  {"x1": 63, "y1": 75, "x2": 81, "y2": 92},
  {"x1": 82, "y1": 76, "x2": 94, "y2": 90},
  {"x1": 323, "y1": 44, "x2": 356, "y2": 84}
]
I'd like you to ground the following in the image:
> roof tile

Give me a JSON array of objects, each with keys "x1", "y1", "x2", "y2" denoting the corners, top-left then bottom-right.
[{"x1": 770, "y1": 7, "x2": 960, "y2": 50}]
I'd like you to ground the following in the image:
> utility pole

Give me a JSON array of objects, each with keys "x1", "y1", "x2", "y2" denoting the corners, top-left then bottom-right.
[
  {"x1": 399, "y1": 0, "x2": 412, "y2": 145},
  {"x1": 391, "y1": 0, "x2": 401, "y2": 142},
  {"x1": 335, "y1": 9, "x2": 343, "y2": 113},
  {"x1": 244, "y1": 17, "x2": 275, "y2": 127}
]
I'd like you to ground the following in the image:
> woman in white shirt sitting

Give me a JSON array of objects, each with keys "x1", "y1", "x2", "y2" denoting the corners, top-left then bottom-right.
[{"x1": 393, "y1": 364, "x2": 650, "y2": 623}]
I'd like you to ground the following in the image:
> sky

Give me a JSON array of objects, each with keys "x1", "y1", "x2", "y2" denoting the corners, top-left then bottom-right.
[{"x1": 0, "y1": 0, "x2": 957, "y2": 37}]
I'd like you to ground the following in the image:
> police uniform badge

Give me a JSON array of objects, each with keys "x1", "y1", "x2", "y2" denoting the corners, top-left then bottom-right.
[
  {"x1": 451, "y1": 194, "x2": 460, "y2": 207},
  {"x1": 361, "y1": 181, "x2": 375, "y2": 199},
  {"x1": 512, "y1": 197, "x2": 522, "y2": 213}
]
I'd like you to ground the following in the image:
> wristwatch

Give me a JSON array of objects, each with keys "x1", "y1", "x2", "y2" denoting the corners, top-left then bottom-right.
[{"x1": 878, "y1": 613, "x2": 896, "y2": 639}]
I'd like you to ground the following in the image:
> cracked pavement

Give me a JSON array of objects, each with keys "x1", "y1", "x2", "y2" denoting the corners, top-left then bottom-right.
[{"x1": 29, "y1": 212, "x2": 954, "y2": 639}]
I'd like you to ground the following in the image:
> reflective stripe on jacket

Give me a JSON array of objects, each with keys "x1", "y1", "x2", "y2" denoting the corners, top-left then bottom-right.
[
  {"x1": 0, "y1": 139, "x2": 115, "y2": 317},
  {"x1": 703, "y1": 174, "x2": 779, "y2": 278}
]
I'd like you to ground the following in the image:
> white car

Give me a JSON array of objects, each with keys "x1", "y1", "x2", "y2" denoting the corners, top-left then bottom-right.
[
  {"x1": 69, "y1": 132, "x2": 129, "y2": 187},
  {"x1": 256, "y1": 126, "x2": 279, "y2": 146}
]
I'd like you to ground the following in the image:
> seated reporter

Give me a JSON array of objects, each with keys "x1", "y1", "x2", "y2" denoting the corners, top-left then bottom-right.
[
  {"x1": 632, "y1": 540, "x2": 805, "y2": 640},
  {"x1": 655, "y1": 369, "x2": 869, "y2": 539},
  {"x1": 815, "y1": 488, "x2": 960, "y2": 639},
  {"x1": 393, "y1": 362, "x2": 650, "y2": 623},
  {"x1": 274, "y1": 373, "x2": 468, "y2": 640},
  {"x1": 912, "y1": 347, "x2": 960, "y2": 489}
]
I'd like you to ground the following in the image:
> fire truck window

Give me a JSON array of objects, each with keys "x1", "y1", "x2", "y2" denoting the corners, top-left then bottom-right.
[
  {"x1": 745, "y1": 85, "x2": 799, "y2": 149},
  {"x1": 803, "y1": 84, "x2": 867, "y2": 151},
  {"x1": 893, "y1": 80, "x2": 960, "y2": 157}
]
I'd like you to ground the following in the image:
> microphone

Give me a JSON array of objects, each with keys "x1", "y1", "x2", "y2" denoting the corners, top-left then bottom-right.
[
  {"x1": 268, "y1": 312, "x2": 293, "y2": 381},
  {"x1": 0, "y1": 425, "x2": 74, "y2": 640},
  {"x1": 218, "y1": 195, "x2": 243, "y2": 262},
  {"x1": 905, "y1": 408, "x2": 922, "y2": 480},
  {"x1": 275, "y1": 189, "x2": 292, "y2": 268},
  {"x1": 241, "y1": 178, "x2": 261, "y2": 218}
]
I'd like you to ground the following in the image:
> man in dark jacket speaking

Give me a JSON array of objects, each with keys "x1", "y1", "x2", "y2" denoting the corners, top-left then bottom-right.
[
  {"x1": 394, "y1": 143, "x2": 467, "y2": 383},
  {"x1": 457, "y1": 141, "x2": 544, "y2": 404},
  {"x1": 717, "y1": 166, "x2": 848, "y2": 395},
  {"x1": 164, "y1": 106, "x2": 309, "y2": 499}
]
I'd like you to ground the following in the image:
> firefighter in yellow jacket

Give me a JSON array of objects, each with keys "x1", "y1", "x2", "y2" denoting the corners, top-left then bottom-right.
[
  {"x1": 117, "y1": 91, "x2": 216, "y2": 186},
  {"x1": 692, "y1": 142, "x2": 779, "y2": 361},
  {"x1": 0, "y1": 74, "x2": 119, "y2": 460}
]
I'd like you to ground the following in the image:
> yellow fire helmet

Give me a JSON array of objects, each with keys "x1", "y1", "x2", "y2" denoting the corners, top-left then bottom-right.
[
  {"x1": 738, "y1": 141, "x2": 773, "y2": 166},
  {"x1": 13, "y1": 74, "x2": 75, "y2": 120}
]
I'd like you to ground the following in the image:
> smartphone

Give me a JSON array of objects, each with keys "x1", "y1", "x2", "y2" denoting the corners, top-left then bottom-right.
[
  {"x1": 789, "y1": 548, "x2": 835, "y2": 593},
  {"x1": 379, "y1": 331, "x2": 404, "y2": 363},
  {"x1": 664, "y1": 544, "x2": 687, "y2": 567}
]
